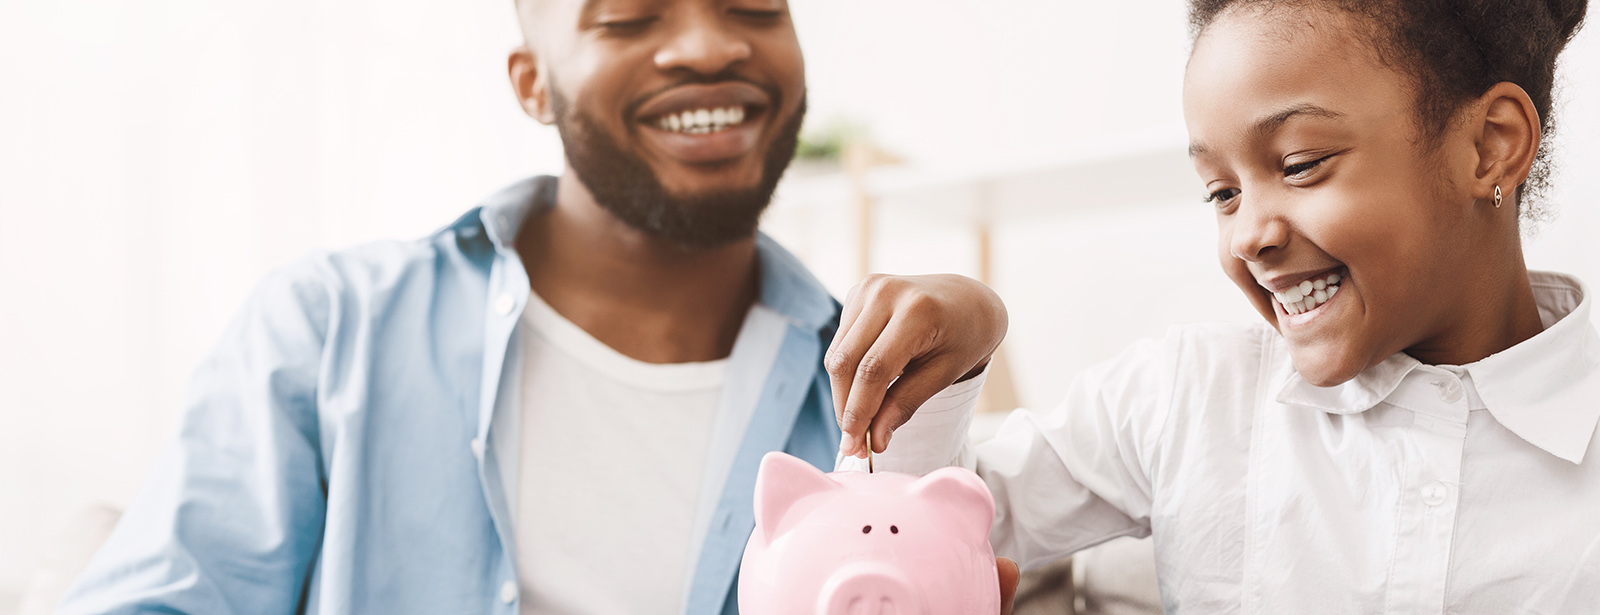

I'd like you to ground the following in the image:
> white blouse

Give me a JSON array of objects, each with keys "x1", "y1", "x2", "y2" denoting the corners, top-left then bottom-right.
[{"x1": 848, "y1": 271, "x2": 1600, "y2": 614}]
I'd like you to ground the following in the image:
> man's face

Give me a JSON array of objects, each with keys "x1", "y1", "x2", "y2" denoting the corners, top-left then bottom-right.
[{"x1": 514, "y1": 0, "x2": 806, "y2": 249}]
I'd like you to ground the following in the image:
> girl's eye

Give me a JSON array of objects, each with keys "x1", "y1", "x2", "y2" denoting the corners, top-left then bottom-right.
[
  {"x1": 1205, "y1": 188, "x2": 1241, "y2": 205},
  {"x1": 1283, "y1": 155, "x2": 1331, "y2": 179}
]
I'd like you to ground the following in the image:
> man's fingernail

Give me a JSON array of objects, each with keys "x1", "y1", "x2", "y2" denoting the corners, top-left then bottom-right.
[
  {"x1": 880, "y1": 429, "x2": 893, "y2": 451},
  {"x1": 839, "y1": 433, "x2": 854, "y2": 454}
]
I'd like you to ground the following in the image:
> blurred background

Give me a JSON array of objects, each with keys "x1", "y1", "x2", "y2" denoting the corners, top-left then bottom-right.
[{"x1": 2, "y1": 1, "x2": 1598, "y2": 613}]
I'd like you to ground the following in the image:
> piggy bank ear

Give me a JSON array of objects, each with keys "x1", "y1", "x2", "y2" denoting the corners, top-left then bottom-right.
[
  {"x1": 753, "y1": 452, "x2": 839, "y2": 541},
  {"x1": 909, "y1": 467, "x2": 995, "y2": 541}
]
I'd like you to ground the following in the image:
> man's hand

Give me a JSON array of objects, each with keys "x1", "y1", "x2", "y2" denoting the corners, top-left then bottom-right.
[
  {"x1": 998, "y1": 557, "x2": 1020, "y2": 615},
  {"x1": 825, "y1": 274, "x2": 1007, "y2": 457}
]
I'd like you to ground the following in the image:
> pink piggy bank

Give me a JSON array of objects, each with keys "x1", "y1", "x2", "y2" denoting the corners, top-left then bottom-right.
[{"x1": 738, "y1": 451, "x2": 1000, "y2": 615}]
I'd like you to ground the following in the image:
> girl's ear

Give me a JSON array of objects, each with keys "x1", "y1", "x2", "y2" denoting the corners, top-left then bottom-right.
[
  {"x1": 1471, "y1": 81, "x2": 1541, "y2": 207},
  {"x1": 508, "y1": 45, "x2": 556, "y2": 125}
]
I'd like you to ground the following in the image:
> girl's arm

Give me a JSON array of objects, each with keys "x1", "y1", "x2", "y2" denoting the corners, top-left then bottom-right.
[
  {"x1": 829, "y1": 274, "x2": 1167, "y2": 569},
  {"x1": 843, "y1": 339, "x2": 1165, "y2": 570},
  {"x1": 825, "y1": 273, "x2": 1008, "y2": 457}
]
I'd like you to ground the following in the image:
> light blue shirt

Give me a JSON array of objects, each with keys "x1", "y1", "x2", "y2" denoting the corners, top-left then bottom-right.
[{"x1": 59, "y1": 176, "x2": 844, "y2": 615}]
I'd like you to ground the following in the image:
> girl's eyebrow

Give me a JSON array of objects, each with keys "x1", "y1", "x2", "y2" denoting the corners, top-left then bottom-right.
[
  {"x1": 1188, "y1": 103, "x2": 1345, "y2": 159},
  {"x1": 1251, "y1": 103, "x2": 1344, "y2": 140}
]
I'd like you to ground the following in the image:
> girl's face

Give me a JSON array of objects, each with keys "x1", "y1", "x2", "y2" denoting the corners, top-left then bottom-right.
[{"x1": 1183, "y1": 7, "x2": 1499, "y2": 386}]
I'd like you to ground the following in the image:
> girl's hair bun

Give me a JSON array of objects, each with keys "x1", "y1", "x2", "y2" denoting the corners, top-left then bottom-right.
[{"x1": 1548, "y1": 0, "x2": 1590, "y2": 41}]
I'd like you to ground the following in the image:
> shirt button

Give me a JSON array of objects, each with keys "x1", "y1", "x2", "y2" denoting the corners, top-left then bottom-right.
[
  {"x1": 500, "y1": 581, "x2": 517, "y2": 604},
  {"x1": 470, "y1": 438, "x2": 485, "y2": 458},
  {"x1": 1436, "y1": 379, "x2": 1463, "y2": 403},
  {"x1": 495, "y1": 294, "x2": 516, "y2": 316},
  {"x1": 1421, "y1": 481, "x2": 1449, "y2": 506}
]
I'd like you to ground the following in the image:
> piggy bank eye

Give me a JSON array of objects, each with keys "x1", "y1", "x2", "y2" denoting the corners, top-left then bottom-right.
[
  {"x1": 861, "y1": 525, "x2": 872, "y2": 534},
  {"x1": 890, "y1": 525, "x2": 899, "y2": 534}
]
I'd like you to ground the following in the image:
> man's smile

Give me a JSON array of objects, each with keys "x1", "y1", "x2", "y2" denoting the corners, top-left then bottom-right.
[
  {"x1": 633, "y1": 82, "x2": 773, "y2": 165},
  {"x1": 652, "y1": 106, "x2": 746, "y2": 134}
]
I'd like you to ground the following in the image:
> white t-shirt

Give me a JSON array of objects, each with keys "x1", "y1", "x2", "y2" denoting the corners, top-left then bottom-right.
[
  {"x1": 857, "y1": 271, "x2": 1600, "y2": 613},
  {"x1": 513, "y1": 291, "x2": 728, "y2": 614}
]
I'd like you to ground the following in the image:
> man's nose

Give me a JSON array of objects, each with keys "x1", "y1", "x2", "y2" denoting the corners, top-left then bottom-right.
[
  {"x1": 654, "y1": 10, "x2": 753, "y2": 76},
  {"x1": 1228, "y1": 197, "x2": 1290, "y2": 263}
]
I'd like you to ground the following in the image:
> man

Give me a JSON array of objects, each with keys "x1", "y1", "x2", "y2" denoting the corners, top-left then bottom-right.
[{"x1": 58, "y1": 0, "x2": 1010, "y2": 613}]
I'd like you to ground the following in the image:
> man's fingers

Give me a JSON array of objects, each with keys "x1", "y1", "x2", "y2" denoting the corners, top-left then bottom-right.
[
  {"x1": 997, "y1": 557, "x2": 1020, "y2": 615},
  {"x1": 867, "y1": 359, "x2": 968, "y2": 452}
]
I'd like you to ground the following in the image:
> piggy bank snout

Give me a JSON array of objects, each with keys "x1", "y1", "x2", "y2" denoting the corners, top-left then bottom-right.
[{"x1": 817, "y1": 562, "x2": 926, "y2": 615}]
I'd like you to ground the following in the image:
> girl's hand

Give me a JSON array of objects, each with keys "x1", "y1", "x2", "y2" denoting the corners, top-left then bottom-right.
[{"x1": 825, "y1": 274, "x2": 1008, "y2": 457}]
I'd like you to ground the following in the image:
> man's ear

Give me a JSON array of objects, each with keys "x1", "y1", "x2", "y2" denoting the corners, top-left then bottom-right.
[
  {"x1": 509, "y1": 45, "x2": 555, "y2": 124},
  {"x1": 1471, "y1": 81, "x2": 1541, "y2": 207}
]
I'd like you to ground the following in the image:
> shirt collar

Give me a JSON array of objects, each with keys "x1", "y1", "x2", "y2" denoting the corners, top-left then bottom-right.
[
  {"x1": 462, "y1": 175, "x2": 839, "y2": 333},
  {"x1": 1277, "y1": 271, "x2": 1600, "y2": 464},
  {"x1": 1276, "y1": 351, "x2": 1422, "y2": 416},
  {"x1": 477, "y1": 175, "x2": 555, "y2": 251},
  {"x1": 1468, "y1": 271, "x2": 1600, "y2": 463},
  {"x1": 751, "y1": 233, "x2": 840, "y2": 333}
]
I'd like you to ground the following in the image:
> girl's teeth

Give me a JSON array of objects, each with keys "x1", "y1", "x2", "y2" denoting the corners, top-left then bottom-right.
[
  {"x1": 655, "y1": 106, "x2": 748, "y2": 134},
  {"x1": 1271, "y1": 272, "x2": 1344, "y2": 317}
]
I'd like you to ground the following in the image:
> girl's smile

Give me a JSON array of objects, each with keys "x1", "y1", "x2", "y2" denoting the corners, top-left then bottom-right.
[{"x1": 1265, "y1": 268, "x2": 1345, "y2": 322}]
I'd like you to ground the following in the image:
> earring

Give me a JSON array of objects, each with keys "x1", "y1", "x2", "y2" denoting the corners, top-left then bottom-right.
[{"x1": 1493, "y1": 185, "x2": 1503, "y2": 209}]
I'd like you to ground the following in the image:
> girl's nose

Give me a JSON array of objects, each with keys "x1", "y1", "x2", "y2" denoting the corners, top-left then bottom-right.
[{"x1": 1229, "y1": 199, "x2": 1290, "y2": 263}]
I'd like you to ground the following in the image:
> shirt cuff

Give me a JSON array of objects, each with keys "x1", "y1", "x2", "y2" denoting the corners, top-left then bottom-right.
[{"x1": 834, "y1": 365, "x2": 988, "y2": 474}]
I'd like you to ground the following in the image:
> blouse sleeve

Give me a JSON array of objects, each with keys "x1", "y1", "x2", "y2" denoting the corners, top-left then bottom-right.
[{"x1": 859, "y1": 333, "x2": 1178, "y2": 573}]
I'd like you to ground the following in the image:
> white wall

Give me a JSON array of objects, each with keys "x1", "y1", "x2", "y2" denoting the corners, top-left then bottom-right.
[{"x1": 2, "y1": 0, "x2": 1597, "y2": 607}]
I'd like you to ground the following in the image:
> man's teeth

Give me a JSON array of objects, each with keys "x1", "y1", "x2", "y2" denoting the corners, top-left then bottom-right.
[
  {"x1": 656, "y1": 106, "x2": 747, "y2": 134},
  {"x1": 1273, "y1": 272, "x2": 1343, "y2": 316}
]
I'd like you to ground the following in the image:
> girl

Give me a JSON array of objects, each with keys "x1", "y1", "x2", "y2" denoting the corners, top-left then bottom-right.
[{"x1": 825, "y1": 0, "x2": 1596, "y2": 611}]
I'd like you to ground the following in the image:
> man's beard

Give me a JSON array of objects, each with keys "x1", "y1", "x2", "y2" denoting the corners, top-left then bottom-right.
[{"x1": 551, "y1": 85, "x2": 806, "y2": 251}]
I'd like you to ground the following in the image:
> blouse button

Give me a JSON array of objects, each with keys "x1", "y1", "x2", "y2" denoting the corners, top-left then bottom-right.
[
  {"x1": 1435, "y1": 379, "x2": 1463, "y2": 403},
  {"x1": 500, "y1": 581, "x2": 517, "y2": 604},
  {"x1": 495, "y1": 294, "x2": 516, "y2": 316},
  {"x1": 1421, "y1": 481, "x2": 1449, "y2": 507}
]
